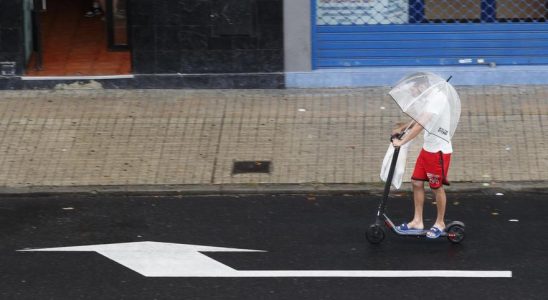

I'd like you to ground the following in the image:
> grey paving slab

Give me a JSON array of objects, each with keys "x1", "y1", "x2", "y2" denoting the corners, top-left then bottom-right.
[{"x1": 0, "y1": 87, "x2": 546, "y2": 190}]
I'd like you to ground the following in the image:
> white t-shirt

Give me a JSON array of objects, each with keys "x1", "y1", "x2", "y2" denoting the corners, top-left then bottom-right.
[
  {"x1": 423, "y1": 131, "x2": 452, "y2": 153},
  {"x1": 421, "y1": 87, "x2": 452, "y2": 153}
]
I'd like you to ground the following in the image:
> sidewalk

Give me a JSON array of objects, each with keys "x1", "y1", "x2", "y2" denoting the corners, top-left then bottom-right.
[{"x1": 0, "y1": 87, "x2": 546, "y2": 192}]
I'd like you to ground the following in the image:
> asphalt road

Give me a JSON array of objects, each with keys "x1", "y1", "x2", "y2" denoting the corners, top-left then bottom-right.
[{"x1": 0, "y1": 189, "x2": 546, "y2": 299}]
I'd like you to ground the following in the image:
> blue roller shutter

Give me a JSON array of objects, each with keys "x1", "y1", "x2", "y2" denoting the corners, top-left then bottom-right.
[{"x1": 312, "y1": 1, "x2": 548, "y2": 68}]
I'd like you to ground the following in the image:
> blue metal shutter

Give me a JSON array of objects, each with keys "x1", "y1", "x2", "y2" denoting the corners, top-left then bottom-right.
[{"x1": 312, "y1": 1, "x2": 548, "y2": 68}]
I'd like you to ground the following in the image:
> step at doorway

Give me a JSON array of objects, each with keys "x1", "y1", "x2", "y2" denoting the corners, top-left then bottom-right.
[{"x1": 25, "y1": 0, "x2": 131, "y2": 76}]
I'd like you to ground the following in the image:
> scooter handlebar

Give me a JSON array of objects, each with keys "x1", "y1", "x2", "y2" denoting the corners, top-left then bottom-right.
[{"x1": 390, "y1": 131, "x2": 405, "y2": 142}]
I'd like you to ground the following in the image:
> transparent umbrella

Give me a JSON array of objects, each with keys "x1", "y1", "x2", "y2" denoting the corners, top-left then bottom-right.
[{"x1": 388, "y1": 72, "x2": 461, "y2": 142}]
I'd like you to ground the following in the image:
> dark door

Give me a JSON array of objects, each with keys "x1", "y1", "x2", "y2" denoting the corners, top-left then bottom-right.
[
  {"x1": 30, "y1": 0, "x2": 44, "y2": 70},
  {"x1": 106, "y1": 0, "x2": 129, "y2": 50}
]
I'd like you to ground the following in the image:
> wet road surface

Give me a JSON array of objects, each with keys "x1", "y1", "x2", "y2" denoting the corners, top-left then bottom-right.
[{"x1": 0, "y1": 189, "x2": 546, "y2": 299}]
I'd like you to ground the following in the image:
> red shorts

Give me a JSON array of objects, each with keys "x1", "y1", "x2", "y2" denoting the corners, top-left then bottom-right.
[{"x1": 412, "y1": 149, "x2": 451, "y2": 189}]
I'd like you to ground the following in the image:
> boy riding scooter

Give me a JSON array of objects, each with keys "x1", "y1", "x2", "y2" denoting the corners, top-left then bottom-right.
[
  {"x1": 391, "y1": 119, "x2": 452, "y2": 239},
  {"x1": 391, "y1": 75, "x2": 456, "y2": 239},
  {"x1": 366, "y1": 72, "x2": 463, "y2": 244}
]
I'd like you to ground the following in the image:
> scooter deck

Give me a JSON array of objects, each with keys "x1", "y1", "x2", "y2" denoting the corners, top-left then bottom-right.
[{"x1": 392, "y1": 227, "x2": 448, "y2": 237}]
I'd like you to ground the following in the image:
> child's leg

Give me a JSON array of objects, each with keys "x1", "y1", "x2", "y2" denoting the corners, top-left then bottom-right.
[
  {"x1": 408, "y1": 179, "x2": 425, "y2": 229},
  {"x1": 432, "y1": 187, "x2": 447, "y2": 229}
]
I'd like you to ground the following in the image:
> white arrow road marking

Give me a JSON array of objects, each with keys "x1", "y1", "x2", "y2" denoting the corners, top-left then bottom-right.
[{"x1": 19, "y1": 242, "x2": 512, "y2": 278}]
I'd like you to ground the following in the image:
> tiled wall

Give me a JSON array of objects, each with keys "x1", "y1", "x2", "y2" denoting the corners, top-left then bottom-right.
[
  {"x1": 130, "y1": 0, "x2": 283, "y2": 74},
  {"x1": 0, "y1": 0, "x2": 24, "y2": 75}
]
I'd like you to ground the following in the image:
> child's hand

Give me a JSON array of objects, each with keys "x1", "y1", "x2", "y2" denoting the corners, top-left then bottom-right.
[{"x1": 392, "y1": 138, "x2": 404, "y2": 147}]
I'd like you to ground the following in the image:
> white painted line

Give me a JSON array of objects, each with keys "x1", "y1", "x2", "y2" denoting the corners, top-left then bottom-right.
[
  {"x1": 176, "y1": 270, "x2": 513, "y2": 278},
  {"x1": 19, "y1": 242, "x2": 513, "y2": 278},
  {"x1": 21, "y1": 75, "x2": 135, "y2": 80}
]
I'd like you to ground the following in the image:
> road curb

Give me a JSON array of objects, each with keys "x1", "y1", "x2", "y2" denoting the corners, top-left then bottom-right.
[{"x1": 0, "y1": 181, "x2": 545, "y2": 196}]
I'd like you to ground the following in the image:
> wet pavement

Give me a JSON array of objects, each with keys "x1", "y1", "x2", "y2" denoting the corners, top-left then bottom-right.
[
  {"x1": 1, "y1": 189, "x2": 546, "y2": 299},
  {"x1": 0, "y1": 87, "x2": 546, "y2": 191}
]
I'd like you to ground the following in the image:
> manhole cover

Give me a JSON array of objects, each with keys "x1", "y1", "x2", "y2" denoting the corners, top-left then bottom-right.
[{"x1": 232, "y1": 161, "x2": 271, "y2": 174}]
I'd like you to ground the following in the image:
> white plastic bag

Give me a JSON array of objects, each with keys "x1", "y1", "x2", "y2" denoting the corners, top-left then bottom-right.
[{"x1": 380, "y1": 142, "x2": 411, "y2": 189}]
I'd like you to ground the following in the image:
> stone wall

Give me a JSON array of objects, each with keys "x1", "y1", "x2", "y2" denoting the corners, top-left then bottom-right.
[
  {"x1": 129, "y1": 0, "x2": 283, "y2": 74},
  {"x1": 0, "y1": 0, "x2": 24, "y2": 75}
]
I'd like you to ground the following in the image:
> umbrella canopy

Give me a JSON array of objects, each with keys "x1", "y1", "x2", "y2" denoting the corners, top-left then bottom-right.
[{"x1": 388, "y1": 72, "x2": 461, "y2": 142}]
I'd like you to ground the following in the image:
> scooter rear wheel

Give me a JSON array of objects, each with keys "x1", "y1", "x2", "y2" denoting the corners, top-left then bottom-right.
[
  {"x1": 366, "y1": 224, "x2": 385, "y2": 244},
  {"x1": 446, "y1": 224, "x2": 465, "y2": 244}
]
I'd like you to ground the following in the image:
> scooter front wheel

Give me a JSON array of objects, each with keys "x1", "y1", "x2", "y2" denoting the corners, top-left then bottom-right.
[
  {"x1": 446, "y1": 224, "x2": 465, "y2": 244},
  {"x1": 366, "y1": 224, "x2": 385, "y2": 244}
]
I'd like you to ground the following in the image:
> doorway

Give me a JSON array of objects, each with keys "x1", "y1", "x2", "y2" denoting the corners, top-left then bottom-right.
[{"x1": 26, "y1": 0, "x2": 131, "y2": 76}]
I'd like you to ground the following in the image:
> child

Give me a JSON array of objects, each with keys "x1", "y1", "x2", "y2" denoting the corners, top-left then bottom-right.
[{"x1": 391, "y1": 116, "x2": 453, "y2": 239}]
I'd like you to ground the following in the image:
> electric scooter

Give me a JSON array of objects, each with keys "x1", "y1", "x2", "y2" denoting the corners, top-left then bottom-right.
[{"x1": 365, "y1": 132, "x2": 465, "y2": 244}]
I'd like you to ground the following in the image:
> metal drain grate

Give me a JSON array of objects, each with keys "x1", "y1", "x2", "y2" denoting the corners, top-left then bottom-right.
[{"x1": 232, "y1": 161, "x2": 271, "y2": 174}]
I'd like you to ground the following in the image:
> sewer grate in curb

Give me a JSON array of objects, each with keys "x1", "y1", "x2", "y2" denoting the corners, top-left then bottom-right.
[{"x1": 232, "y1": 161, "x2": 271, "y2": 174}]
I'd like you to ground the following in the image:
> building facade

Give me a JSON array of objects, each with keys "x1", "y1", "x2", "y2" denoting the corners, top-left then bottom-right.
[
  {"x1": 285, "y1": 0, "x2": 548, "y2": 87},
  {"x1": 0, "y1": 0, "x2": 284, "y2": 88},
  {"x1": 1, "y1": 0, "x2": 548, "y2": 89}
]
